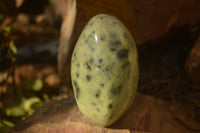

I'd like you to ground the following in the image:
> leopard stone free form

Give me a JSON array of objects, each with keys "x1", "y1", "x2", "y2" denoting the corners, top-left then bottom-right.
[{"x1": 71, "y1": 14, "x2": 139, "y2": 126}]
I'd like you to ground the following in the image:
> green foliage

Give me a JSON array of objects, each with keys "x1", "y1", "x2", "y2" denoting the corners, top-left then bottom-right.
[
  {"x1": 3, "y1": 24, "x2": 16, "y2": 36},
  {"x1": 51, "y1": 95, "x2": 57, "y2": 101},
  {"x1": 0, "y1": 14, "x2": 4, "y2": 21},
  {"x1": 43, "y1": 93, "x2": 57, "y2": 101},
  {"x1": 43, "y1": 93, "x2": 50, "y2": 100},
  {"x1": 48, "y1": 0, "x2": 54, "y2": 4},
  {"x1": 9, "y1": 41, "x2": 17, "y2": 54},
  {"x1": 5, "y1": 97, "x2": 42, "y2": 118},
  {"x1": 0, "y1": 119, "x2": 14, "y2": 133},
  {"x1": 27, "y1": 78, "x2": 43, "y2": 91},
  {"x1": 0, "y1": 3, "x2": 58, "y2": 132},
  {"x1": 0, "y1": 94, "x2": 42, "y2": 133},
  {"x1": 0, "y1": 124, "x2": 9, "y2": 133},
  {"x1": 1, "y1": 120, "x2": 14, "y2": 127}
]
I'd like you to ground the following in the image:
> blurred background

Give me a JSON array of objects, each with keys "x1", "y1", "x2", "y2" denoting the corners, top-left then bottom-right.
[{"x1": 0, "y1": 0, "x2": 200, "y2": 132}]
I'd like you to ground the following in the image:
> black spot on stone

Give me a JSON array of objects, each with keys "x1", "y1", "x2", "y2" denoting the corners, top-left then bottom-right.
[
  {"x1": 97, "y1": 65, "x2": 102, "y2": 70},
  {"x1": 85, "y1": 31, "x2": 95, "y2": 45},
  {"x1": 100, "y1": 84, "x2": 104, "y2": 87},
  {"x1": 95, "y1": 94, "x2": 99, "y2": 98},
  {"x1": 109, "y1": 32, "x2": 116, "y2": 39},
  {"x1": 90, "y1": 22, "x2": 93, "y2": 26},
  {"x1": 105, "y1": 65, "x2": 113, "y2": 72},
  {"x1": 108, "y1": 40, "x2": 121, "y2": 51},
  {"x1": 95, "y1": 90, "x2": 101, "y2": 98},
  {"x1": 89, "y1": 32, "x2": 93, "y2": 38},
  {"x1": 85, "y1": 62, "x2": 91, "y2": 70},
  {"x1": 122, "y1": 61, "x2": 130, "y2": 69},
  {"x1": 117, "y1": 49, "x2": 129, "y2": 60},
  {"x1": 96, "y1": 108, "x2": 100, "y2": 112},
  {"x1": 112, "y1": 21, "x2": 117, "y2": 26},
  {"x1": 86, "y1": 75, "x2": 92, "y2": 81},
  {"x1": 115, "y1": 40, "x2": 121, "y2": 45},
  {"x1": 100, "y1": 34, "x2": 106, "y2": 41},
  {"x1": 74, "y1": 80, "x2": 78, "y2": 88},
  {"x1": 73, "y1": 52, "x2": 77, "y2": 59},
  {"x1": 108, "y1": 104, "x2": 113, "y2": 109},
  {"x1": 76, "y1": 73, "x2": 79, "y2": 78},
  {"x1": 98, "y1": 64, "x2": 114, "y2": 73},
  {"x1": 98, "y1": 59, "x2": 103, "y2": 64},
  {"x1": 110, "y1": 47, "x2": 116, "y2": 51},
  {"x1": 110, "y1": 85, "x2": 122, "y2": 97},
  {"x1": 91, "y1": 48, "x2": 95, "y2": 51},
  {"x1": 123, "y1": 32, "x2": 128, "y2": 39},
  {"x1": 90, "y1": 58, "x2": 95, "y2": 64},
  {"x1": 73, "y1": 81, "x2": 80, "y2": 99}
]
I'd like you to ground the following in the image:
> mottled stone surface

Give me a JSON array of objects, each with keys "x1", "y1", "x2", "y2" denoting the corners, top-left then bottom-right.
[{"x1": 71, "y1": 14, "x2": 139, "y2": 126}]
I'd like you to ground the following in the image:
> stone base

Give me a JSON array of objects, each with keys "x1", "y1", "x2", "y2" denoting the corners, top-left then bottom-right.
[{"x1": 10, "y1": 93, "x2": 197, "y2": 133}]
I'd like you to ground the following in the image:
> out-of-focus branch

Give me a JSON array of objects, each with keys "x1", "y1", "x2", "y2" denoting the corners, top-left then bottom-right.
[{"x1": 57, "y1": 0, "x2": 77, "y2": 79}]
